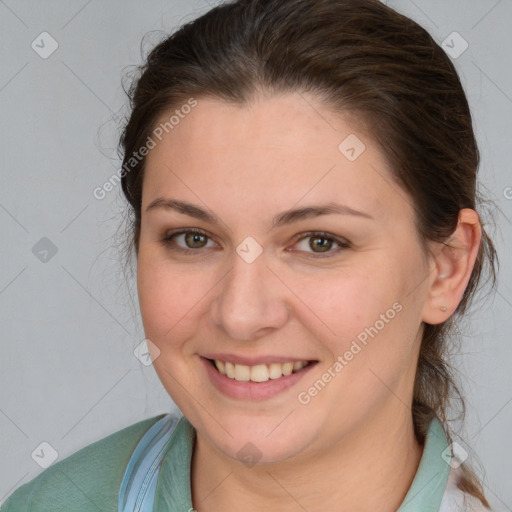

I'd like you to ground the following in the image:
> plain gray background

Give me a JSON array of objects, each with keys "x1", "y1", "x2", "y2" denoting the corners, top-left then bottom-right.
[{"x1": 0, "y1": 0, "x2": 511, "y2": 509}]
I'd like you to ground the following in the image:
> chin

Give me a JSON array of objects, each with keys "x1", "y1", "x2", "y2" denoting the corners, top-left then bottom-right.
[
  {"x1": 222, "y1": 435, "x2": 307, "y2": 467},
  {"x1": 198, "y1": 413, "x2": 320, "y2": 467}
]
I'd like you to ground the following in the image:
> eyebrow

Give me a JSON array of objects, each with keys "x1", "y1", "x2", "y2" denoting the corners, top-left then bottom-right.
[{"x1": 145, "y1": 198, "x2": 374, "y2": 227}]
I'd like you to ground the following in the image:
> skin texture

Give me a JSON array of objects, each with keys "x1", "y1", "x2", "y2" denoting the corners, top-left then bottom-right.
[{"x1": 136, "y1": 93, "x2": 481, "y2": 512}]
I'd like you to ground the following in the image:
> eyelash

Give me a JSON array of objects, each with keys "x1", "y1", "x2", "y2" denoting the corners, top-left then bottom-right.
[{"x1": 161, "y1": 228, "x2": 351, "y2": 258}]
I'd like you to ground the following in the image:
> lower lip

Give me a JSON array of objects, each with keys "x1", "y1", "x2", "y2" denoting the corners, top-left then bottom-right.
[{"x1": 201, "y1": 357, "x2": 317, "y2": 401}]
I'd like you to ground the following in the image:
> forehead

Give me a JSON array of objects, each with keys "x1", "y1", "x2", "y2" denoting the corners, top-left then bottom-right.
[{"x1": 142, "y1": 93, "x2": 406, "y2": 224}]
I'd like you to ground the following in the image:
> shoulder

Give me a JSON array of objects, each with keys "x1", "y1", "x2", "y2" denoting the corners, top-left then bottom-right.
[
  {"x1": 439, "y1": 466, "x2": 491, "y2": 512},
  {"x1": 1, "y1": 414, "x2": 167, "y2": 512}
]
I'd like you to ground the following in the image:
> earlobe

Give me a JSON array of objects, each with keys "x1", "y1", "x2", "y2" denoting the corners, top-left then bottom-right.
[{"x1": 421, "y1": 209, "x2": 482, "y2": 325}]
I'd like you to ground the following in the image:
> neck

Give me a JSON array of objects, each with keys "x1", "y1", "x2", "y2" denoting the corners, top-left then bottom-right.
[{"x1": 191, "y1": 406, "x2": 424, "y2": 512}]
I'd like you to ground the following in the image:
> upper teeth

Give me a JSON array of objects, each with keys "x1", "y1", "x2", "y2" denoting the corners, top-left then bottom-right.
[{"x1": 214, "y1": 360, "x2": 309, "y2": 383}]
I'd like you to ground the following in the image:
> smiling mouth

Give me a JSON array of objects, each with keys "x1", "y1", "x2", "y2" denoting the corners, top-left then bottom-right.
[{"x1": 208, "y1": 358, "x2": 315, "y2": 383}]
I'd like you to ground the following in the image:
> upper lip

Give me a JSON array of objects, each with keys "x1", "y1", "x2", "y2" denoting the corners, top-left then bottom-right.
[{"x1": 201, "y1": 353, "x2": 317, "y2": 366}]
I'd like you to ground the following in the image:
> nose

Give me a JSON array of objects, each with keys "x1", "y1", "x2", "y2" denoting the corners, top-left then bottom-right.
[{"x1": 210, "y1": 250, "x2": 290, "y2": 341}]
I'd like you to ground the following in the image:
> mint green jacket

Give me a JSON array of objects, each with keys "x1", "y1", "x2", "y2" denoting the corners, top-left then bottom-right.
[{"x1": 1, "y1": 413, "x2": 486, "y2": 511}]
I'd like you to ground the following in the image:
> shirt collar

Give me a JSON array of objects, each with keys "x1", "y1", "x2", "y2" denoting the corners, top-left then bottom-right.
[
  {"x1": 154, "y1": 415, "x2": 195, "y2": 512},
  {"x1": 154, "y1": 415, "x2": 450, "y2": 511},
  {"x1": 397, "y1": 416, "x2": 451, "y2": 511}
]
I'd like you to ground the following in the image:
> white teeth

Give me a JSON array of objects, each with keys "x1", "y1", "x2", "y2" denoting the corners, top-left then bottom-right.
[
  {"x1": 234, "y1": 364, "x2": 250, "y2": 381},
  {"x1": 282, "y1": 362, "x2": 293, "y2": 376},
  {"x1": 225, "y1": 361, "x2": 235, "y2": 379},
  {"x1": 213, "y1": 359, "x2": 310, "y2": 383},
  {"x1": 215, "y1": 360, "x2": 225, "y2": 375},
  {"x1": 268, "y1": 363, "x2": 283, "y2": 379},
  {"x1": 250, "y1": 364, "x2": 269, "y2": 382}
]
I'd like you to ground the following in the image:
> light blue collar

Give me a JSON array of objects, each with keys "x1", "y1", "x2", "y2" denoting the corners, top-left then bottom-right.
[
  {"x1": 397, "y1": 416, "x2": 451, "y2": 511},
  {"x1": 131, "y1": 414, "x2": 450, "y2": 511}
]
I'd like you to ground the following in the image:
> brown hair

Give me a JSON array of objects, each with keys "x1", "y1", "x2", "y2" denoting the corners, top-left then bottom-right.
[{"x1": 119, "y1": 0, "x2": 498, "y2": 506}]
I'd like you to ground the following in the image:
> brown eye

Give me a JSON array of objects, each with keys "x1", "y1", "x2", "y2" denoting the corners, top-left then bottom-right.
[
  {"x1": 309, "y1": 236, "x2": 333, "y2": 252},
  {"x1": 290, "y1": 232, "x2": 350, "y2": 257},
  {"x1": 184, "y1": 232, "x2": 208, "y2": 248},
  {"x1": 161, "y1": 229, "x2": 217, "y2": 252}
]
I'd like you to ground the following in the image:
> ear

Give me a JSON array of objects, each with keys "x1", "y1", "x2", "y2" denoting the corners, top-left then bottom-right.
[{"x1": 421, "y1": 209, "x2": 482, "y2": 325}]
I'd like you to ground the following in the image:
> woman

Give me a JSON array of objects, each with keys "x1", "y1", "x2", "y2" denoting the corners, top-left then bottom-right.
[{"x1": 2, "y1": 0, "x2": 498, "y2": 510}]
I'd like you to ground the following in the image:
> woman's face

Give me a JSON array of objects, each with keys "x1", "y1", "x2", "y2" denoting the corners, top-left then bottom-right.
[{"x1": 137, "y1": 93, "x2": 434, "y2": 464}]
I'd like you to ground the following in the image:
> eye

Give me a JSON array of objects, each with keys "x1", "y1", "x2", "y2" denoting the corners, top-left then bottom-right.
[
  {"x1": 161, "y1": 229, "x2": 218, "y2": 252},
  {"x1": 160, "y1": 229, "x2": 349, "y2": 257},
  {"x1": 290, "y1": 232, "x2": 350, "y2": 256}
]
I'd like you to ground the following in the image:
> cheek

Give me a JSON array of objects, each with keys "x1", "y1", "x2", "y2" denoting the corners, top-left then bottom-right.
[
  {"x1": 298, "y1": 258, "x2": 419, "y2": 377},
  {"x1": 295, "y1": 266, "x2": 395, "y2": 341},
  {"x1": 136, "y1": 250, "x2": 212, "y2": 342}
]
